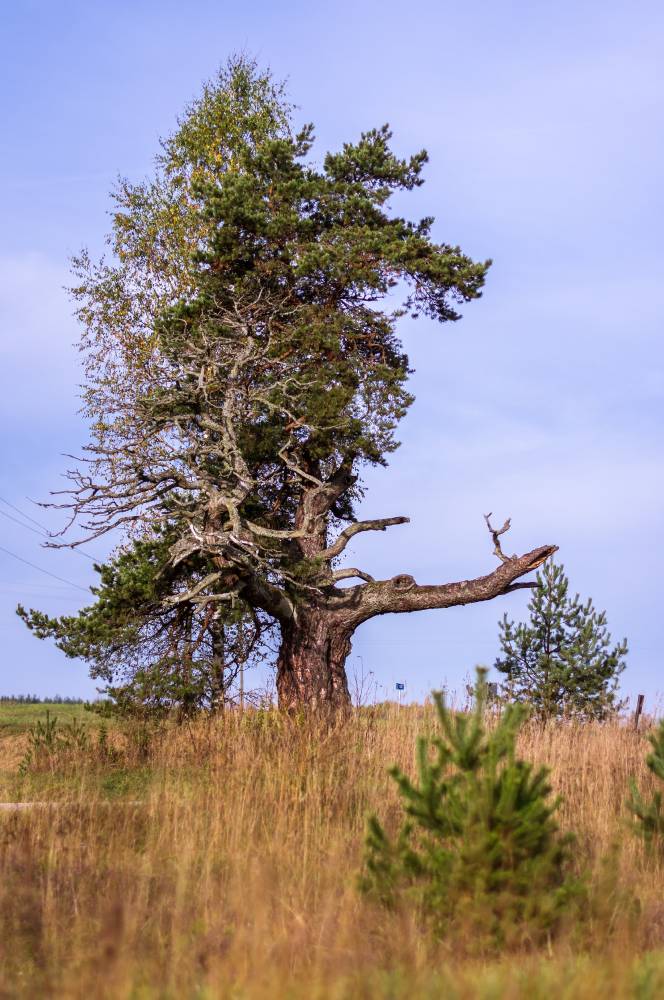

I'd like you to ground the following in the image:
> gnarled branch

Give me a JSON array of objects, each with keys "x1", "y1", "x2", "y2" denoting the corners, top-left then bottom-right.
[
  {"x1": 341, "y1": 543, "x2": 557, "y2": 625},
  {"x1": 322, "y1": 516, "x2": 409, "y2": 560},
  {"x1": 331, "y1": 567, "x2": 375, "y2": 584}
]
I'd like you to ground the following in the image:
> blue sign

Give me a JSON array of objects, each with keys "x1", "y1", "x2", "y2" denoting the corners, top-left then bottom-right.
[{"x1": 395, "y1": 683, "x2": 405, "y2": 691}]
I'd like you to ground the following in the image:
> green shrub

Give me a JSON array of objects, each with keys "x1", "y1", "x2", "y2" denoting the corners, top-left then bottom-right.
[{"x1": 360, "y1": 669, "x2": 581, "y2": 948}]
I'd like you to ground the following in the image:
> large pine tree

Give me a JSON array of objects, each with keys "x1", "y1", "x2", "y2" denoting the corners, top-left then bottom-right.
[{"x1": 21, "y1": 58, "x2": 556, "y2": 710}]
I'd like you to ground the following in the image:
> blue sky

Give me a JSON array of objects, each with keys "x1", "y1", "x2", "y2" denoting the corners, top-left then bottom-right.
[{"x1": 1, "y1": 0, "x2": 662, "y2": 703}]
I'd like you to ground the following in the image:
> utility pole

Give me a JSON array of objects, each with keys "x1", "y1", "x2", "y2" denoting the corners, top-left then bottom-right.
[
  {"x1": 210, "y1": 614, "x2": 225, "y2": 711},
  {"x1": 238, "y1": 620, "x2": 245, "y2": 713}
]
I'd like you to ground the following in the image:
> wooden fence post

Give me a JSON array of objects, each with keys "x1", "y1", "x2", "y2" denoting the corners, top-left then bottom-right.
[{"x1": 633, "y1": 694, "x2": 645, "y2": 731}]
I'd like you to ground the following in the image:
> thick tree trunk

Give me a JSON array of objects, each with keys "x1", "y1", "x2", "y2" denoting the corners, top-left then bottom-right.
[{"x1": 276, "y1": 611, "x2": 352, "y2": 711}]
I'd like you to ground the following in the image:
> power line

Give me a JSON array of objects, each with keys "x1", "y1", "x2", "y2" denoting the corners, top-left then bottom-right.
[
  {"x1": 0, "y1": 544, "x2": 91, "y2": 595},
  {"x1": 0, "y1": 495, "x2": 97, "y2": 562},
  {"x1": 0, "y1": 495, "x2": 47, "y2": 532},
  {"x1": 0, "y1": 508, "x2": 46, "y2": 539}
]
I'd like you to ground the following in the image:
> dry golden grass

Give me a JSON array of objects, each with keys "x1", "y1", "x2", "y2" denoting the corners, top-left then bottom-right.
[{"x1": 1, "y1": 705, "x2": 664, "y2": 998}]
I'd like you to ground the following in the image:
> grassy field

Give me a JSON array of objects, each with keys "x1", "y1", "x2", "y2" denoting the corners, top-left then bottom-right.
[
  {"x1": 1, "y1": 704, "x2": 664, "y2": 997},
  {"x1": 0, "y1": 701, "x2": 100, "y2": 737}
]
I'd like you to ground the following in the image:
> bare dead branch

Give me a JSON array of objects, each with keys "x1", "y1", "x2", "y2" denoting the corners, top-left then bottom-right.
[
  {"x1": 331, "y1": 567, "x2": 375, "y2": 584},
  {"x1": 163, "y1": 572, "x2": 222, "y2": 605},
  {"x1": 484, "y1": 512, "x2": 513, "y2": 563},
  {"x1": 322, "y1": 516, "x2": 410, "y2": 560}
]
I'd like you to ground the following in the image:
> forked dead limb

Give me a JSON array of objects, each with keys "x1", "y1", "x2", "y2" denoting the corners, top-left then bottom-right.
[{"x1": 484, "y1": 512, "x2": 514, "y2": 563}]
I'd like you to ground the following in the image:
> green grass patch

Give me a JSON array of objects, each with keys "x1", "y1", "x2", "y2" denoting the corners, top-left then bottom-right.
[{"x1": 0, "y1": 701, "x2": 102, "y2": 737}]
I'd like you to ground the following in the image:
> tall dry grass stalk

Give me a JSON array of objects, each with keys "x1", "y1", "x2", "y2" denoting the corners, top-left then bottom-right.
[{"x1": 1, "y1": 706, "x2": 664, "y2": 998}]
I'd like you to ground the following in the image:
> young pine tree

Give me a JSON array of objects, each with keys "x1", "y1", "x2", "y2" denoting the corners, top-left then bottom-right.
[
  {"x1": 628, "y1": 720, "x2": 664, "y2": 848},
  {"x1": 495, "y1": 561, "x2": 627, "y2": 722},
  {"x1": 361, "y1": 670, "x2": 580, "y2": 948}
]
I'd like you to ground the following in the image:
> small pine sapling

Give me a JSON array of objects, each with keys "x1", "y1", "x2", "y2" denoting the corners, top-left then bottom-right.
[
  {"x1": 360, "y1": 669, "x2": 581, "y2": 947},
  {"x1": 628, "y1": 720, "x2": 664, "y2": 847},
  {"x1": 18, "y1": 711, "x2": 90, "y2": 775}
]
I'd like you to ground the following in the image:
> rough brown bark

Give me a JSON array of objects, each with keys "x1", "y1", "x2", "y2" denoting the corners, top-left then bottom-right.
[{"x1": 275, "y1": 610, "x2": 352, "y2": 711}]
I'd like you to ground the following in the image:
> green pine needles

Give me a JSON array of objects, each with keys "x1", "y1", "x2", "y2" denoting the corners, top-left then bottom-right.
[
  {"x1": 361, "y1": 670, "x2": 580, "y2": 947},
  {"x1": 628, "y1": 720, "x2": 664, "y2": 848}
]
